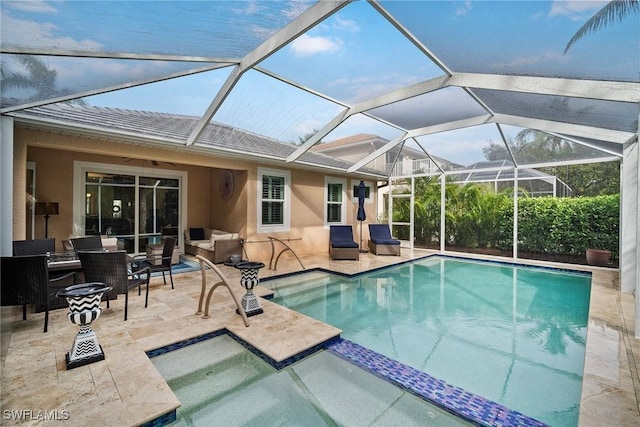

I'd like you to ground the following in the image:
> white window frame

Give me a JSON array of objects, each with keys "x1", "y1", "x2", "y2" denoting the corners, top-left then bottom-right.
[
  {"x1": 73, "y1": 161, "x2": 187, "y2": 253},
  {"x1": 325, "y1": 176, "x2": 347, "y2": 227},
  {"x1": 257, "y1": 167, "x2": 290, "y2": 233},
  {"x1": 351, "y1": 179, "x2": 373, "y2": 203}
]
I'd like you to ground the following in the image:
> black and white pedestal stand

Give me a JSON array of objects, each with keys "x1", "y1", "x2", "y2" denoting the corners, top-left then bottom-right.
[
  {"x1": 57, "y1": 283, "x2": 112, "y2": 370},
  {"x1": 234, "y1": 261, "x2": 265, "y2": 317}
]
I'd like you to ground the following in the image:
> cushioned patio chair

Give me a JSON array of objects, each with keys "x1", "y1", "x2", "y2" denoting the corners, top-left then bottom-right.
[
  {"x1": 368, "y1": 224, "x2": 401, "y2": 256},
  {"x1": 1, "y1": 255, "x2": 77, "y2": 332},
  {"x1": 329, "y1": 225, "x2": 359, "y2": 260},
  {"x1": 77, "y1": 250, "x2": 150, "y2": 321}
]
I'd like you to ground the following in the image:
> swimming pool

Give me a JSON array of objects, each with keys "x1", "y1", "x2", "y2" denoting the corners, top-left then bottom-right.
[{"x1": 265, "y1": 256, "x2": 592, "y2": 427}]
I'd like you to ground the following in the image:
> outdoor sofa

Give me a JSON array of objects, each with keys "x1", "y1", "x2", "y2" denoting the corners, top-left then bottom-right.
[{"x1": 184, "y1": 227, "x2": 243, "y2": 264}]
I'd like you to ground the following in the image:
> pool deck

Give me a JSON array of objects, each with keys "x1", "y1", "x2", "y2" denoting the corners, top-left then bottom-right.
[{"x1": 1, "y1": 250, "x2": 638, "y2": 426}]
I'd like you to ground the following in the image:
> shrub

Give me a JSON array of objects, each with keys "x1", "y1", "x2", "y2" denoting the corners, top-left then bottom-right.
[
  {"x1": 518, "y1": 195, "x2": 619, "y2": 259},
  {"x1": 405, "y1": 179, "x2": 619, "y2": 260}
]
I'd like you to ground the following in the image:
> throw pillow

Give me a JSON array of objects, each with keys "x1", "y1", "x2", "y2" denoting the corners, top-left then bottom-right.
[{"x1": 189, "y1": 227, "x2": 205, "y2": 240}]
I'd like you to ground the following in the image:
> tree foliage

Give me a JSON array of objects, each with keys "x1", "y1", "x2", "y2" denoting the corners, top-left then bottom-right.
[
  {"x1": 518, "y1": 195, "x2": 619, "y2": 259},
  {"x1": 1, "y1": 55, "x2": 86, "y2": 105},
  {"x1": 564, "y1": 0, "x2": 639, "y2": 54},
  {"x1": 483, "y1": 129, "x2": 619, "y2": 196},
  {"x1": 392, "y1": 179, "x2": 619, "y2": 262}
]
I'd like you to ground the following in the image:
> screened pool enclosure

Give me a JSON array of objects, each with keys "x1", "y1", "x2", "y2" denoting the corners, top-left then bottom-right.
[{"x1": 1, "y1": 1, "x2": 638, "y2": 335}]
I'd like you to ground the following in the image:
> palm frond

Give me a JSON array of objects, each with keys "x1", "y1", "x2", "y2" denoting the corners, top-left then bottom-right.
[{"x1": 564, "y1": 0, "x2": 639, "y2": 54}]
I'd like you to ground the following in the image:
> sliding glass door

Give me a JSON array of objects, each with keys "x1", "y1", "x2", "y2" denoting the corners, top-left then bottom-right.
[
  {"x1": 138, "y1": 177, "x2": 179, "y2": 249},
  {"x1": 79, "y1": 163, "x2": 184, "y2": 254}
]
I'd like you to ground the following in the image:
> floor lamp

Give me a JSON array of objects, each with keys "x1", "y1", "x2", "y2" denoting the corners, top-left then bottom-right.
[{"x1": 35, "y1": 202, "x2": 59, "y2": 238}]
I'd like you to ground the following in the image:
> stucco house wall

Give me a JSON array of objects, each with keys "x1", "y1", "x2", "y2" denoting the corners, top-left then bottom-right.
[{"x1": 14, "y1": 127, "x2": 375, "y2": 263}]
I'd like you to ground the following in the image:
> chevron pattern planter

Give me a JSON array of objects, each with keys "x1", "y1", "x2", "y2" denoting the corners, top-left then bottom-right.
[
  {"x1": 57, "y1": 283, "x2": 113, "y2": 370},
  {"x1": 235, "y1": 261, "x2": 265, "y2": 317}
]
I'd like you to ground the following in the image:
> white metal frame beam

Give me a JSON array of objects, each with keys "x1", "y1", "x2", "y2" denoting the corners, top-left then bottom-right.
[
  {"x1": 492, "y1": 113, "x2": 633, "y2": 144},
  {"x1": 185, "y1": 0, "x2": 349, "y2": 146},
  {"x1": 347, "y1": 133, "x2": 408, "y2": 173},
  {"x1": 286, "y1": 75, "x2": 451, "y2": 162},
  {"x1": 449, "y1": 73, "x2": 640, "y2": 103}
]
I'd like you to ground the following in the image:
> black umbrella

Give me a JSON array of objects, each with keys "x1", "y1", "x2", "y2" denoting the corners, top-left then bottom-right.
[{"x1": 357, "y1": 181, "x2": 367, "y2": 253}]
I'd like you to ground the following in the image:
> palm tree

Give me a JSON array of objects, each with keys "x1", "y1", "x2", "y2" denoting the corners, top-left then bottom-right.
[
  {"x1": 1, "y1": 55, "x2": 86, "y2": 105},
  {"x1": 564, "y1": 0, "x2": 639, "y2": 54}
]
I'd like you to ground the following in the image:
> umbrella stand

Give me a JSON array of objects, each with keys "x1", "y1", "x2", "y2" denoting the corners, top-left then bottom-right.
[
  {"x1": 359, "y1": 219, "x2": 368, "y2": 253},
  {"x1": 357, "y1": 180, "x2": 368, "y2": 253}
]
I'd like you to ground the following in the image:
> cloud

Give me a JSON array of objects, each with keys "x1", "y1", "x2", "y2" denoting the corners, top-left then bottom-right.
[
  {"x1": 333, "y1": 16, "x2": 360, "y2": 33},
  {"x1": 327, "y1": 72, "x2": 424, "y2": 104},
  {"x1": 1, "y1": 9, "x2": 103, "y2": 50},
  {"x1": 282, "y1": 0, "x2": 315, "y2": 20},
  {"x1": 290, "y1": 34, "x2": 342, "y2": 57},
  {"x1": 4, "y1": 0, "x2": 56, "y2": 13},
  {"x1": 456, "y1": 1, "x2": 472, "y2": 16},
  {"x1": 491, "y1": 51, "x2": 567, "y2": 68},
  {"x1": 294, "y1": 118, "x2": 326, "y2": 138},
  {"x1": 548, "y1": 0, "x2": 607, "y2": 21}
]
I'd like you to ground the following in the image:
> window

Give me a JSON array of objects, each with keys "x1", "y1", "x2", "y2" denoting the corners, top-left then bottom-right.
[
  {"x1": 325, "y1": 177, "x2": 347, "y2": 226},
  {"x1": 351, "y1": 180, "x2": 372, "y2": 203},
  {"x1": 75, "y1": 161, "x2": 185, "y2": 254},
  {"x1": 258, "y1": 167, "x2": 290, "y2": 233}
]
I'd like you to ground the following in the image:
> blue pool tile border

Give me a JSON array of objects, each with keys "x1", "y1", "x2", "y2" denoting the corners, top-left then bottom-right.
[
  {"x1": 140, "y1": 410, "x2": 176, "y2": 427},
  {"x1": 145, "y1": 328, "x2": 338, "y2": 370},
  {"x1": 145, "y1": 329, "x2": 227, "y2": 358},
  {"x1": 327, "y1": 338, "x2": 549, "y2": 427},
  {"x1": 226, "y1": 330, "x2": 341, "y2": 370}
]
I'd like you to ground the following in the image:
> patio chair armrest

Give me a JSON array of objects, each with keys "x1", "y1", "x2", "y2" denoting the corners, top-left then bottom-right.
[
  {"x1": 131, "y1": 254, "x2": 153, "y2": 261},
  {"x1": 130, "y1": 265, "x2": 151, "y2": 277},
  {"x1": 132, "y1": 253, "x2": 171, "y2": 263},
  {"x1": 50, "y1": 271, "x2": 78, "y2": 284}
]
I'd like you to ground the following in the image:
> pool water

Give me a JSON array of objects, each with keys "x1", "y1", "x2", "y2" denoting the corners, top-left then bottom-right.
[
  {"x1": 266, "y1": 257, "x2": 592, "y2": 427},
  {"x1": 151, "y1": 334, "x2": 472, "y2": 426}
]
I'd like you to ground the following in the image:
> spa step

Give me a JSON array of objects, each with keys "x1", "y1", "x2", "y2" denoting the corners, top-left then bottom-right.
[
  {"x1": 168, "y1": 351, "x2": 274, "y2": 414},
  {"x1": 267, "y1": 276, "x2": 348, "y2": 300}
]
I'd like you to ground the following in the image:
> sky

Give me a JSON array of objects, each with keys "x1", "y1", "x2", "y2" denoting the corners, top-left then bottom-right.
[{"x1": 1, "y1": 0, "x2": 636, "y2": 167}]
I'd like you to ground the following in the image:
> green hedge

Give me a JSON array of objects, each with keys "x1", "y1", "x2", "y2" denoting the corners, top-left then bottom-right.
[
  {"x1": 517, "y1": 195, "x2": 619, "y2": 259},
  {"x1": 402, "y1": 179, "x2": 619, "y2": 260}
]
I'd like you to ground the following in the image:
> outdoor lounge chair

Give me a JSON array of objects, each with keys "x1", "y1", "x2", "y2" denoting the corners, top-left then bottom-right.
[
  {"x1": 368, "y1": 224, "x2": 401, "y2": 256},
  {"x1": 329, "y1": 225, "x2": 359, "y2": 260}
]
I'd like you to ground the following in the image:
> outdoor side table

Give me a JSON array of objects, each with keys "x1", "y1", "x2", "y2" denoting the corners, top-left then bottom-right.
[{"x1": 146, "y1": 243, "x2": 180, "y2": 265}]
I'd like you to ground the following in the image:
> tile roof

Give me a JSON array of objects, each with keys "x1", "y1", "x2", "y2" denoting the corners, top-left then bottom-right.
[{"x1": 11, "y1": 104, "x2": 382, "y2": 175}]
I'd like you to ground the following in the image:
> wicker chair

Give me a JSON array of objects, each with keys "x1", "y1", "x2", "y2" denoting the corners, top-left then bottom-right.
[
  {"x1": 77, "y1": 251, "x2": 150, "y2": 321},
  {"x1": 1, "y1": 255, "x2": 76, "y2": 332},
  {"x1": 134, "y1": 237, "x2": 176, "y2": 289},
  {"x1": 368, "y1": 224, "x2": 401, "y2": 256},
  {"x1": 12, "y1": 238, "x2": 56, "y2": 256},
  {"x1": 329, "y1": 225, "x2": 360, "y2": 260},
  {"x1": 70, "y1": 236, "x2": 104, "y2": 251}
]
